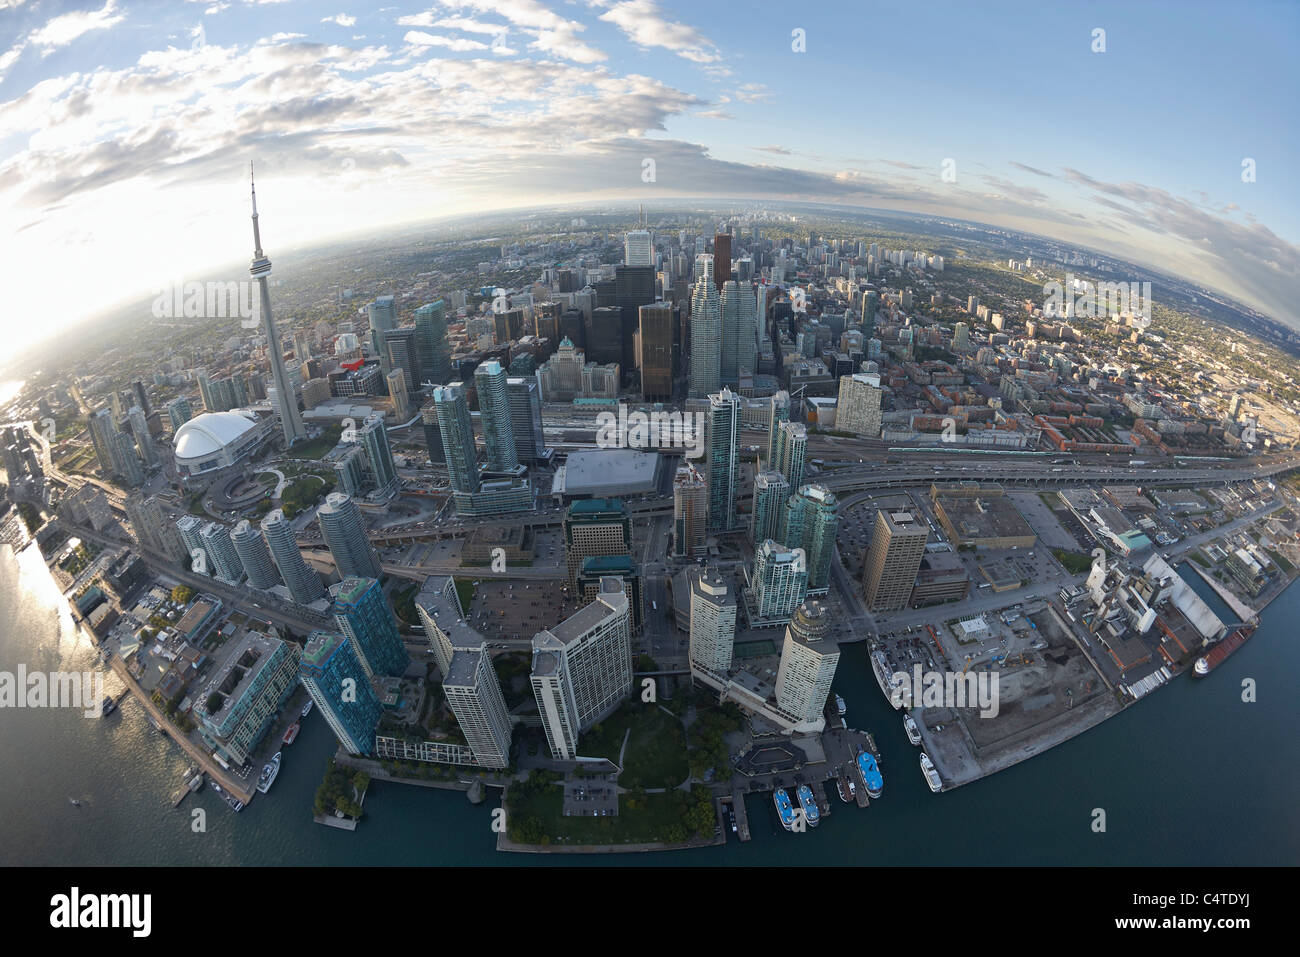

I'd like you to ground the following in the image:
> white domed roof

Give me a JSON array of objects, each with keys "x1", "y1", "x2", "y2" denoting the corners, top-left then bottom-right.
[{"x1": 174, "y1": 411, "x2": 257, "y2": 461}]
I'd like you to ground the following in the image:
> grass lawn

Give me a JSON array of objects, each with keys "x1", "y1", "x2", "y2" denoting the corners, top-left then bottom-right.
[
  {"x1": 507, "y1": 776, "x2": 712, "y2": 845},
  {"x1": 1052, "y1": 549, "x2": 1094, "y2": 575},
  {"x1": 454, "y1": 577, "x2": 475, "y2": 612},
  {"x1": 291, "y1": 427, "x2": 343, "y2": 460},
  {"x1": 579, "y1": 701, "x2": 688, "y2": 789}
]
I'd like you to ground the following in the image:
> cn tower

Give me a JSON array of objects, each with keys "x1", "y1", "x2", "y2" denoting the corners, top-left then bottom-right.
[{"x1": 249, "y1": 165, "x2": 308, "y2": 447}]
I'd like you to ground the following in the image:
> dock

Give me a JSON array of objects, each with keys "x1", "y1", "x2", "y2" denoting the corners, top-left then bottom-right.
[{"x1": 730, "y1": 788, "x2": 751, "y2": 842}]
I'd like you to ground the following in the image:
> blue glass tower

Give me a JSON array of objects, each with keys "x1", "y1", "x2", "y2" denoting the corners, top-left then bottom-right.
[
  {"x1": 299, "y1": 630, "x2": 384, "y2": 756},
  {"x1": 332, "y1": 576, "x2": 410, "y2": 678}
]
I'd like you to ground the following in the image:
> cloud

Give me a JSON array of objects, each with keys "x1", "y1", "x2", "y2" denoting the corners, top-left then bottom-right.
[
  {"x1": 28, "y1": 0, "x2": 125, "y2": 51},
  {"x1": 752, "y1": 145, "x2": 791, "y2": 155},
  {"x1": 321, "y1": 14, "x2": 357, "y2": 28},
  {"x1": 404, "y1": 31, "x2": 490, "y2": 52},
  {"x1": 1008, "y1": 160, "x2": 1053, "y2": 178},
  {"x1": 593, "y1": 0, "x2": 719, "y2": 63}
]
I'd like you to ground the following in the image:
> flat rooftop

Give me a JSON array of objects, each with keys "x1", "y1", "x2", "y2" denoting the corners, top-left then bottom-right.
[{"x1": 551, "y1": 449, "x2": 661, "y2": 498}]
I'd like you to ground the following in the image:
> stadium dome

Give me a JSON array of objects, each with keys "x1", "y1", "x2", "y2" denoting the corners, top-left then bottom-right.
[{"x1": 173, "y1": 411, "x2": 266, "y2": 477}]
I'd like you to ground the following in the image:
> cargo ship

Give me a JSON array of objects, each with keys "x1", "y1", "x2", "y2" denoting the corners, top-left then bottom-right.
[
  {"x1": 920, "y1": 752, "x2": 942, "y2": 793},
  {"x1": 773, "y1": 788, "x2": 796, "y2": 831},
  {"x1": 903, "y1": 712, "x2": 922, "y2": 746},
  {"x1": 282, "y1": 721, "x2": 300, "y2": 746},
  {"x1": 1193, "y1": 623, "x2": 1257, "y2": 677},
  {"x1": 855, "y1": 749, "x2": 884, "y2": 799},
  {"x1": 796, "y1": 785, "x2": 820, "y2": 827}
]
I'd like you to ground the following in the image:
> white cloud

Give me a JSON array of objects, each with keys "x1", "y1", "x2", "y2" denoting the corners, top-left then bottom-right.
[
  {"x1": 321, "y1": 14, "x2": 357, "y2": 28},
  {"x1": 594, "y1": 0, "x2": 719, "y2": 63},
  {"x1": 28, "y1": 0, "x2": 126, "y2": 51},
  {"x1": 403, "y1": 32, "x2": 490, "y2": 52}
]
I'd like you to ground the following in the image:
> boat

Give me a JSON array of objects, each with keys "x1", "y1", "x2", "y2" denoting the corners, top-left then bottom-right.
[
  {"x1": 856, "y1": 750, "x2": 884, "y2": 799},
  {"x1": 257, "y1": 752, "x2": 282, "y2": 794},
  {"x1": 186, "y1": 773, "x2": 204, "y2": 793},
  {"x1": 68, "y1": 797, "x2": 81, "y2": 807},
  {"x1": 920, "y1": 752, "x2": 942, "y2": 793},
  {"x1": 282, "y1": 721, "x2": 300, "y2": 746},
  {"x1": 836, "y1": 769, "x2": 857, "y2": 803},
  {"x1": 100, "y1": 695, "x2": 116, "y2": 716},
  {"x1": 835, "y1": 694, "x2": 847, "y2": 717},
  {"x1": 773, "y1": 788, "x2": 796, "y2": 831},
  {"x1": 1193, "y1": 623, "x2": 1257, "y2": 678},
  {"x1": 796, "y1": 784, "x2": 820, "y2": 827},
  {"x1": 871, "y1": 649, "x2": 906, "y2": 708},
  {"x1": 903, "y1": 712, "x2": 922, "y2": 746},
  {"x1": 300, "y1": 699, "x2": 314, "y2": 717},
  {"x1": 225, "y1": 795, "x2": 244, "y2": 812}
]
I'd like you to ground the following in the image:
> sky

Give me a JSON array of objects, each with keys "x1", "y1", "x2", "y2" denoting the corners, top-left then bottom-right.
[{"x1": 1, "y1": 0, "x2": 1298, "y2": 357}]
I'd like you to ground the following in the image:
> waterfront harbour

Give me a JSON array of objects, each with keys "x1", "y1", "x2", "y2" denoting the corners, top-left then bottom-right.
[{"x1": 2, "y1": 535, "x2": 1296, "y2": 867}]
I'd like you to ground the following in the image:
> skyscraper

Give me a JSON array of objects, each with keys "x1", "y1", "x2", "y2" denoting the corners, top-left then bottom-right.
[
  {"x1": 200, "y1": 521, "x2": 245, "y2": 583},
  {"x1": 318, "y1": 492, "x2": 382, "y2": 580},
  {"x1": 624, "y1": 229, "x2": 653, "y2": 266},
  {"x1": 261, "y1": 508, "x2": 324, "y2": 604},
  {"x1": 637, "y1": 301, "x2": 674, "y2": 401},
  {"x1": 781, "y1": 484, "x2": 839, "y2": 594},
  {"x1": 166, "y1": 396, "x2": 193, "y2": 433},
  {"x1": 530, "y1": 577, "x2": 632, "y2": 760},
  {"x1": 127, "y1": 405, "x2": 159, "y2": 468},
  {"x1": 747, "y1": 540, "x2": 808, "y2": 623},
  {"x1": 360, "y1": 413, "x2": 398, "y2": 495},
  {"x1": 86, "y1": 407, "x2": 117, "y2": 477},
  {"x1": 672, "y1": 462, "x2": 707, "y2": 558},
  {"x1": 712, "y1": 233, "x2": 732, "y2": 289},
  {"x1": 433, "y1": 382, "x2": 479, "y2": 493},
  {"x1": 332, "y1": 576, "x2": 410, "y2": 679},
  {"x1": 750, "y1": 469, "x2": 791, "y2": 546},
  {"x1": 110, "y1": 429, "x2": 143, "y2": 487},
  {"x1": 836, "y1": 372, "x2": 883, "y2": 437},
  {"x1": 232, "y1": 519, "x2": 280, "y2": 590},
  {"x1": 248, "y1": 168, "x2": 308, "y2": 446},
  {"x1": 473, "y1": 360, "x2": 518, "y2": 472},
  {"x1": 564, "y1": 498, "x2": 631, "y2": 583},
  {"x1": 720, "y1": 280, "x2": 757, "y2": 383},
  {"x1": 299, "y1": 630, "x2": 384, "y2": 756},
  {"x1": 413, "y1": 300, "x2": 453, "y2": 386},
  {"x1": 506, "y1": 377, "x2": 548, "y2": 464},
  {"x1": 774, "y1": 601, "x2": 840, "y2": 726},
  {"x1": 124, "y1": 492, "x2": 187, "y2": 563},
  {"x1": 706, "y1": 388, "x2": 739, "y2": 532},
  {"x1": 772, "y1": 420, "x2": 807, "y2": 492},
  {"x1": 688, "y1": 566, "x2": 736, "y2": 676},
  {"x1": 862, "y1": 509, "x2": 928, "y2": 611},
  {"x1": 176, "y1": 515, "x2": 205, "y2": 570},
  {"x1": 689, "y1": 255, "x2": 721, "y2": 398},
  {"x1": 766, "y1": 391, "x2": 790, "y2": 465},
  {"x1": 419, "y1": 400, "x2": 446, "y2": 465}
]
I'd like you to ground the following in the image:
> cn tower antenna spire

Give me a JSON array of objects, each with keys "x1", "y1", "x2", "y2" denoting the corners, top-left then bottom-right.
[{"x1": 250, "y1": 162, "x2": 265, "y2": 259}]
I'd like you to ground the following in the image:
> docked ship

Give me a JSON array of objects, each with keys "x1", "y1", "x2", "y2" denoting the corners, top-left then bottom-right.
[
  {"x1": 796, "y1": 785, "x2": 820, "y2": 827},
  {"x1": 282, "y1": 721, "x2": 300, "y2": 746},
  {"x1": 773, "y1": 788, "x2": 796, "y2": 831},
  {"x1": 919, "y1": 752, "x2": 942, "y2": 793},
  {"x1": 855, "y1": 749, "x2": 884, "y2": 799},
  {"x1": 836, "y1": 768, "x2": 857, "y2": 803},
  {"x1": 300, "y1": 699, "x2": 314, "y2": 717},
  {"x1": 870, "y1": 649, "x2": 906, "y2": 708},
  {"x1": 1193, "y1": 623, "x2": 1257, "y2": 677},
  {"x1": 100, "y1": 695, "x2": 117, "y2": 717},
  {"x1": 903, "y1": 713, "x2": 922, "y2": 746},
  {"x1": 257, "y1": 752, "x2": 281, "y2": 794},
  {"x1": 834, "y1": 694, "x2": 847, "y2": 717}
]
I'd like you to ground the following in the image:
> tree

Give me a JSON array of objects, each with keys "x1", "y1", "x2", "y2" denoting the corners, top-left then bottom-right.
[{"x1": 171, "y1": 584, "x2": 194, "y2": 604}]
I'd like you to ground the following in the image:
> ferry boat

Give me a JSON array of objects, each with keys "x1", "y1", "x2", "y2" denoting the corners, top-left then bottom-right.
[
  {"x1": 773, "y1": 788, "x2": 796, "y2": 831},
  {"x1": 1193, "y1": 623, "x2": 1257, "y2": 677},
  {"x1": 871, "y1": 649, "x2": 906, "y2": 707},
  {"x1": 796, "y1": 785, "x2": 820, "y2": 827},
  {"x1": 903, "y1": 712, "x2": 922, "y2": 746},
  {"x1": 300, "y1": 699, "x2": 314, "y2": 718},
  {"x1": 257, "y1": 752, "x2": 282, "y2": 794},
  {"x1": 920, "y1": 752, "x2": 942, "y2": 793},
  {"x1": 856, "y1": 750, "x2": 884, "y2": 799},
  {"x1": 834, "y1": 694, "x2": 847, "y2": 717},
  {"x1": 282, "y1": 721, "x2": 300, "y2": 746},
  {"x1": 836, "y1": 769, "x2": 856, "y2": 803}
]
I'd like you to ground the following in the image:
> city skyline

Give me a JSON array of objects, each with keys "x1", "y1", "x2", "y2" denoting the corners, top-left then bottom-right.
[{"x1": 1, "y1": 0, "x2": 1298, "y2": 363}]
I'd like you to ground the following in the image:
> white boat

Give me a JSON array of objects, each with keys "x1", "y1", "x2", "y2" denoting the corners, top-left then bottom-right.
[
  {"x1": 257, "y1": 752, "x2": 281, "y2": 794},
  {"x1": 1193, "y1": 657, "x2": 1209, "y2": 677},
  {"x1": 871, "y1": 649, "x2": 905, "y2": 708},
  {"x1": 920, "y1": 752, "x2": 942, "y2": 793},
  {"x1": 903, "y1": 712, "x2": 922, "y2": 746},
  {"x1": 834, "y1": 694, "x2": 847, "y2": 717},
  {"x1": 300, "y1": 699, "x2": 313, "y2": 718}
]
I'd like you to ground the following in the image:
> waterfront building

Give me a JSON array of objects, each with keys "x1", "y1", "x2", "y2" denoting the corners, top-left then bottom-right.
[
  {"x1": 332, "y1": 576, "x2": 410, "y2": 679},
  {"x1": 774, "y1": 601, "x2": 840, "y2": 726},
  {"x1": 688, "y1": 567, "x2": 737, "y2": 677},
  {"x1": 780, "y1": 484, "x2": 839, "y2": 594},
  {"x1": 862, "y1": 509, "x2": 928, "y2": 611},
  {"x1": 299, "y1": 630, "x2": 384, "y2": 756},
  {"x1": 195, "y1": 630, "x2": 301, "y2": 765}
]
